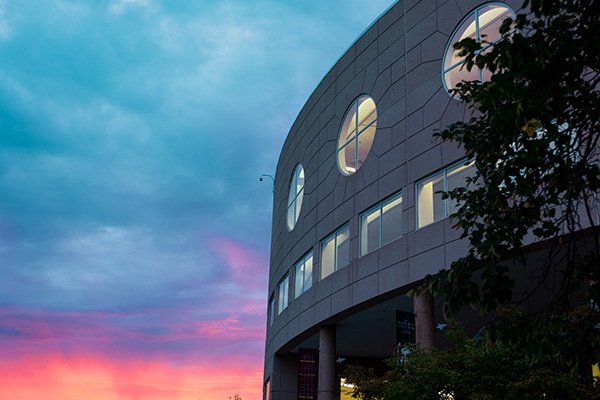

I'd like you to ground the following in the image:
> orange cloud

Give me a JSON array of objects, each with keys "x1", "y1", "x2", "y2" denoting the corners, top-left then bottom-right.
[{"x1": 0, "y1": 352, "x2": 263, "y2": 400}]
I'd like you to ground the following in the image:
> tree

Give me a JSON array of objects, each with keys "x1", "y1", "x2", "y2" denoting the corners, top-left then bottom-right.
[
  {"x1": 345, "y1": 322, "x2": 600, "y2": 400},
  {"x1": 421, "y1": 0, "x2": 600, "y2": 375}
]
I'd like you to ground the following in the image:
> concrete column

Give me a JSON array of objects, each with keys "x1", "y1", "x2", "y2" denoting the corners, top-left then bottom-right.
[
  {"x1": 318, "y1": 326, "x2": 336, "y2": 400},
  {"x1": 414, "y1": 292, "x2": 435, "y2": 349},
  {"x1": 271, "y1": 354, "x2": 298, "y2": 400}
]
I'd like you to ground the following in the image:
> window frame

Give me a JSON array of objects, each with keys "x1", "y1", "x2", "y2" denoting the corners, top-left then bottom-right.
[
  {"x1": 277, "y1": 274, "x2": 290, "y2": 315},
  {"x1": 320, "y1": 224, "x2": 350, "y2": 280},
  {"x1": 269, "y1": 294, "x2": 276, "y2": 326},
  {"x1": 416, "y1": 159, "x2": 475, "y2": 229},
  {"x1": 441, "y1": 2, "x2": 516, "y2": 94},
  {"x1": 294, "y1": 251, "x2": 313, "y2": 299},
  {"x1": 337, "y1": 95, "x2": 378, "y2": 176},
  {"x1": 359, "y1": 191, "x2": 403, "y2": 256},
  {"x1": 286, "y1": 164, "x2": 305, "y2": 231}
]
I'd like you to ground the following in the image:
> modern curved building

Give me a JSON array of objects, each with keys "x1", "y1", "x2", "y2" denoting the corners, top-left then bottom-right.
[{"x1": 263, "y1": 1, "x2": 522, "y2": 399}]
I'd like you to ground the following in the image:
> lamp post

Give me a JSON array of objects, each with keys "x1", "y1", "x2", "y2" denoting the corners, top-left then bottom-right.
[{"x1": 259, "y1": 174, "x2": 274, "y2": 194}]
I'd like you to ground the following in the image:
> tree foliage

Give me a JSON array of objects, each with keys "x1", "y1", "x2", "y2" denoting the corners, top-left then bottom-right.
[
  {"x1": 430, "y1": 0, "x2": 600, "y2": 312},
  {"x1": 344, "y1": 322, "x2": 600, "y2": 400},
  {"x1": 420, "y1": 0, "x2": 600, "y2": 369}
]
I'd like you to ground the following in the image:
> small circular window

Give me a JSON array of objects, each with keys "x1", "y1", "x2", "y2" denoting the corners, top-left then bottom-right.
[
  {"x1": 337, "y1": 95, "x2": 378, "y2": 175},
  {"x1": 286, "y1": 164, "x2": 305, "y2": 231},
  {"x1": 442, "y1": 3, "x2": 515, "y2": 93}
]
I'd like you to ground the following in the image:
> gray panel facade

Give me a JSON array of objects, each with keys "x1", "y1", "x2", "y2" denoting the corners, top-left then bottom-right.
[{"x1": 263, "y1": 1, "x2": 521, "y2": 399}]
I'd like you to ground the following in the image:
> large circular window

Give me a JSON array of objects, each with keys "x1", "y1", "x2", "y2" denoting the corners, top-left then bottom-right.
[
  {"x1": 442, "y1": 3, "x2": 515, "y2": 93},
  {"x1": 286, "y1": 164, "x2": 305, "y2": 231},
  {"x1": 337, "y1": 95, "x2": 378, "y2": 175}
]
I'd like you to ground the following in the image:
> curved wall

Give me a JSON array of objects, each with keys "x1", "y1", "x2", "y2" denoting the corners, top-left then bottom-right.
[{"x1": 264, "y1": 0, "x2": 520, "y2": 398}]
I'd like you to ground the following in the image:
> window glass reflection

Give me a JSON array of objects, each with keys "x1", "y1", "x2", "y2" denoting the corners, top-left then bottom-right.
[
  {"x1": 360, "y1": 192, "x2": 403, "y2": 256},
  {"x1": 336, "y1": 226, "x2": 350, "y2": 269},
  {"x1": 417, "y1": 173, "x2": 445, "y2": 228},
  {"x1": 321, "y1": 225, "x2": 350, "y2": 278},
  {"x1": 360, "y1": 209, "x2": 381, "y2": 255},
  {"x1": 337, "y1": 96, "x2": 378, "y2": 175},
  {"x1": 357, "y1": 124, "x2": 377, "y2": 167},
  {"x1": 381, "y1": 195, "x2": 403, "y2": 246},
  {"x1": 417, "y1": 161, "x2": 475, "y2": 228},
  {"x1": 294, "y1": 252, "x2": 313, "y2": 299},
  {"x1": 321, "y1": 235, "x2": 335, "y2": 279},
  {"x1": 269, "y1": 295, "x2": 275, "y2": 326},
  {"x1": 442, "y1": 4, "x2": 515, "y2": 93},
  {"x1": 277, "y1": 275, "x2": 289, "y2": 315},
  {"x1": 478, "y1": 5, "x2": 512, "y2": 43},
  {"x1": 287, "y1": 164, "x2": 305, "y2": 231}
]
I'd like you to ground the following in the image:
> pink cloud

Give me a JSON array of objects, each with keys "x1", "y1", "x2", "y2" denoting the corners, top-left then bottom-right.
[
  {"x1": 0, "y1": 307, "x2": 120, "y2": 341},
  {"x1": 195, "y1": 316, "x2": 264, "y2": 341},
  {"x1": 0, "y1": 306, "x2": 265, "y2": 343},
  {"x1": 209, "y1": 237, "x2": 268, "y2": 291},
  {"x1": 0, "y1": 305, "x2": 265, "y2": 369}
]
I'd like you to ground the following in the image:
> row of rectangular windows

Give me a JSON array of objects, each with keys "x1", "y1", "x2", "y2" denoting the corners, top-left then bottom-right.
[{"x1": 269, "y1": 159, "x2": 475, "y2": 325}]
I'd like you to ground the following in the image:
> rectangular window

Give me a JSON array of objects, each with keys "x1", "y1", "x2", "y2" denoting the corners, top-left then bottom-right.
[
  {"x1": 416, "y1": 160, "x2": 475, "y2": 229},
  {"x1": 360, "y1": 191, "x2": 403, "y2": 256},
  {"x1": 294, "y1": 252, "x2": 313, "y2": 299},
  {"x1": 269, "y1": 294, "x2": 276, "y2": 325},
  {"x1": 277, "y1": 274, "x2": 289, "y2": 315},
  {"x1": 320, "y1": 225, "x2": 350, "y2": 279}
]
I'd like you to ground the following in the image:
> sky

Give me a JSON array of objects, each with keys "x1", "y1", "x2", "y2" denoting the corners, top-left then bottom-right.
[{"x1": 0, "y1": 1, "x2": 397, "y2": 399}]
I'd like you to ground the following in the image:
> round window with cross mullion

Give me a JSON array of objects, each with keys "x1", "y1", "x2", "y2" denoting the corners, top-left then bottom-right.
[
  {"x1": 442, "y1": 3, "x2": 515, "y2": 93},
  {"x1": 286, "y1": 164, "x2": 305, "y2": 231},
  {"x1": 337, "y1": 95, "x2": 378, "y2": 176}
]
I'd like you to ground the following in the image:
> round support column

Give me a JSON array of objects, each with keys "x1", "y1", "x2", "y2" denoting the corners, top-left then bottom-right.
[
  {"x1": 414, "y1": 292, "x2": 435, "y2": 349},
  {"x1": 318, "y1": 325, "x2": 336, "y2": 400}
]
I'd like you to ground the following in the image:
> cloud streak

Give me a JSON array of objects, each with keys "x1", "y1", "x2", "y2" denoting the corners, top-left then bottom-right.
[{"x1": 0, "y1": 305, "x2": 265, "y2": 364}]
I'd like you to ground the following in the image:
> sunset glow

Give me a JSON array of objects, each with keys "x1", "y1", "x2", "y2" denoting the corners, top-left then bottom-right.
[{"x1": 0, "y1": 352, "x2": 263, "y2": 400}]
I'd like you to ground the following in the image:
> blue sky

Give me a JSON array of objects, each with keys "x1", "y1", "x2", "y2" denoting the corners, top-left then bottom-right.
[{"x1": 0, "y1": 1, "x2": 396, "y2": 398}]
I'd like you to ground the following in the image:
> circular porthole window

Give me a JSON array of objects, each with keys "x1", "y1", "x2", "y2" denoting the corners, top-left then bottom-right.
[
  {"x1": 442, "y1": 3, "x2": 515, "y2": 93},
  {"x1": 337, "y1": 95, "x2": 378, "y2": 175},
  {"x1": 286, "y1": 164, "x2": 305, "y2": 231}
]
